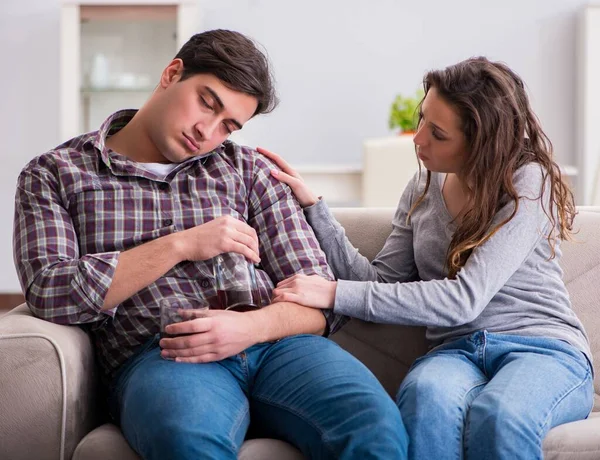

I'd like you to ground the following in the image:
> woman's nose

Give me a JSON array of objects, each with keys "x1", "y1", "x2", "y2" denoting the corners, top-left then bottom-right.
[{"x1": 413, "y1": 125, "x2": 426, "y2": 146}]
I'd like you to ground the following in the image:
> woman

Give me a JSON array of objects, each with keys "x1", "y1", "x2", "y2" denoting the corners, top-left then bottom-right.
[{"x1": 258, "y1": 57, "x2": 593, "y2": 460}]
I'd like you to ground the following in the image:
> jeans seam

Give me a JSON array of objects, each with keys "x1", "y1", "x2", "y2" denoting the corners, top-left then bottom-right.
[
  {"x1": 462, "y1": 380, "x2": 487, "y2": 459},
  {"x1": 538, "y1": 368, "x2": 593, "y2": 438},
  {"x1": 481, "y1": 332, "x2": 489, "y2": 378},
  {"x1": 253, "y1": 394, "x2": 338, "y2": 458},
  {"x1": 228, "y1": 404, "x2": 250, "y2": 448}
]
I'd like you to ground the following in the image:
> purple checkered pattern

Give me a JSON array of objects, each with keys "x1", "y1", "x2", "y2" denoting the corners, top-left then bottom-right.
[{"x1": 13, "y1": 110, "x2": 343, "y2": 383}]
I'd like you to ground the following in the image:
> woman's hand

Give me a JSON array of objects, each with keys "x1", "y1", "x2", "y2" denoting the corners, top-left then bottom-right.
[
  {"x1": 257, "y1": 147, "x2": 319, "y2": 208},
  {"x1": 271, "y1": 274, "x2": 337, "y2": 310}
]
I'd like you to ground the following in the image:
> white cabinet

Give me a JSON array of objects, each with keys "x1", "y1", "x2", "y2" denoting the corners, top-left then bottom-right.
[
  {"x1": 577, "y1": 5, "x2": 600, "y2": 205},
  {"x1": 59, "y1": 0, "x2": 199, "y2": 141},
  {"x1": 361, "y1": 135, "x2": 419, "y2": 207}
]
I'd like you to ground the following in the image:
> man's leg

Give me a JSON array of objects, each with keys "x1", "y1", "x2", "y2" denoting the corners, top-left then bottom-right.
[
  {"x1": 247, "y1": 334, "x2": 408, "y2": 460},
  {"x1": 112, "y1": 339, "x2": 250, "y2": 460},
  {"x1": 465, "y1": 334, "x2": 594, "y2": 460},
  {"x1": 396, "y1": 336, "x2": 488, "y2": 460}
]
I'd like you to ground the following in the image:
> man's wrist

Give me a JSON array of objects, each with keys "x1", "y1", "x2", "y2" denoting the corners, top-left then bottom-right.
[
  {"x1": 165, "y1": 232, "x2": 187, "y2": 264},
  {"x1": 246, "y1": 308, "x2": 270, "y2": 343}
]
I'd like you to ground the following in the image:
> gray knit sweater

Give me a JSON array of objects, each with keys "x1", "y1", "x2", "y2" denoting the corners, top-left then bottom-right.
[{"x1": 305, "y1": 163, "x2": 591, "y2": 362}]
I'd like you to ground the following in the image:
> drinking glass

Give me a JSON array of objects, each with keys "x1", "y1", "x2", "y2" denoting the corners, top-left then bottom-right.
[
  {"x1": 211, "y1": 253, "x2": 262, "y2": 312},
  {"x1": 159, "y1": 296, "x2": 209, "y2": 339}
]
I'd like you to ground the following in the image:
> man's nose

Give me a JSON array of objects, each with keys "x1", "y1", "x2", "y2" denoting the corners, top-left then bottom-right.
[{"x1": 195, "y1": 119, "x2": 219, "y2": 141}]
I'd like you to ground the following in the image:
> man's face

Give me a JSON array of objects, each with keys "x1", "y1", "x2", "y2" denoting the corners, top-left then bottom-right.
[{"x1": 148, "y1": 60, "x2": 258, "y2": 163}]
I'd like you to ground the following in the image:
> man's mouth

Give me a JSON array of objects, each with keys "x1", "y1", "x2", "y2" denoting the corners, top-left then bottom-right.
[{"x1": 183, "y1": 133, "x2": 200, "y2": 152}]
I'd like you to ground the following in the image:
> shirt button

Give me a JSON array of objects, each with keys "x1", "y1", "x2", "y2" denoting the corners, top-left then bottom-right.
[
  {"x1": 159, "y1": 183, "x2": 169, "y2": 191},
  {"x1": 200, "y1": 279, "x2": 210, "y2": 288},
  {"x1": 163, "y1": 219, "x2": 173, "y2": 226}
]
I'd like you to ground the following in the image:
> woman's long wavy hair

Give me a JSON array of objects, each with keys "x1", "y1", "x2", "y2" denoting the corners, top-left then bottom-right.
[{"x1": 408, "y1": 57, "x2": 576, "y2": 278}]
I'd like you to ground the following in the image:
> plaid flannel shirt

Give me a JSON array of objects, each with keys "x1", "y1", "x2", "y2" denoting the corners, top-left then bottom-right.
[{"x1": 13, "y1": 110, "x2": 345, "y2": 383}]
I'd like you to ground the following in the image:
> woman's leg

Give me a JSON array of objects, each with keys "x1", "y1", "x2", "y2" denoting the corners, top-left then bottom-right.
[
  {"x1": 396, "y1": 336, "x2": 488, "y2": 460},
  {"x1": 465, "y1": 334, "x2": 593, "y2": 460}
]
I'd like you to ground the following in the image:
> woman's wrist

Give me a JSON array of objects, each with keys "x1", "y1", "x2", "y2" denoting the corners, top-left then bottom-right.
[{"x1": 301, "y1": 196, "x2": 321, "y2": 209}]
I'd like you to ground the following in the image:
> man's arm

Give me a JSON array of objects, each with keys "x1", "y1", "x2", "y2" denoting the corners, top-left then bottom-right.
[
  {"x1": 14, "y1": 159, "x2": 260, "y2": 320},
  {"x1": 103, "y1": 216, "x2": 260, "y2": 310},
  {"x1": 14, "y1": 162, "x2": 119, "y2": 324},
  {"x1": 245, "y1": 150, "x2": 347, "y2": 337},
  {"x1": 250, "y1": 301, "x2": 327, "y2": 339},
  {"x1": 159, "y1": 301, "x2": 326, "y2": 363}
]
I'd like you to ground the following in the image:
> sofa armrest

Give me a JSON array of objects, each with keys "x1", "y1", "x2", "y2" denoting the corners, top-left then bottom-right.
[{"x1": 0, "y1": 304, "x2": 98, "y2": 460}]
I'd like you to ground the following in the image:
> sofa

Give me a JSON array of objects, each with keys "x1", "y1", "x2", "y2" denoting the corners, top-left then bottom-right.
[{"x1": 1, "y1": 206, "x2": 600, "y2": 460}]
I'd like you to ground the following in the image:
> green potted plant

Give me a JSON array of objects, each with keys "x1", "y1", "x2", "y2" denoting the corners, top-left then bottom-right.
[{"x1": 388, "y1": 88, "x2": 424, "y2": 135}]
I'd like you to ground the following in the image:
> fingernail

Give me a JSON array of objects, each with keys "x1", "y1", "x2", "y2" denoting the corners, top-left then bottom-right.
[{"x1": 271, "y1": 169, "x2": 278, "y2": 176}]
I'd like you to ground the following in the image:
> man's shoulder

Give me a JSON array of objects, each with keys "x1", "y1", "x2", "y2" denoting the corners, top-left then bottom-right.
[
  {"x1": 20, "y1": 131, "x2": 100, "y2": 177},
  {"x1": 219, "y1": 140, "x2": 278, "y2": 174}
]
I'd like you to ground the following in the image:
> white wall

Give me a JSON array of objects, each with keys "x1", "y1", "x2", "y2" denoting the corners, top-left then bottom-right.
[{"x1": 0, "y1": 0, "x2": 592, "y2": 291}]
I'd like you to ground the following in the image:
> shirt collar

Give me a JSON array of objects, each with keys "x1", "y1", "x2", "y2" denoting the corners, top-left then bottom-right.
[{"x1": 92, "y1": 109, "x2": 227, "y2": 173}]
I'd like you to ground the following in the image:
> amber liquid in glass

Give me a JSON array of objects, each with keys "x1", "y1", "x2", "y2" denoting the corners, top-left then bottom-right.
[
  {"x1": 159, "y1": 331, "x2": 195, "y2": 340},
  {"x1": 207, "y1": 289, "x2": 261, "y2": 312}
]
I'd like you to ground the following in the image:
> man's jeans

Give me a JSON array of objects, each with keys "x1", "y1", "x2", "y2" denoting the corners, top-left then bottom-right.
[
  {"x1": 110, "y1": 334, "x2": 408, "y2": 459},
  {"x1": 396, "y1": 331, "x2": 594, "y2": 460}
]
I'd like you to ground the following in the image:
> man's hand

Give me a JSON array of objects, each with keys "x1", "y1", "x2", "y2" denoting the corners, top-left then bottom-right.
[
  {"x1": 159, "y1": 309, "x2": 261, "y2": 363},
  {"x1": 272, "y1": 274, "x2": 337, "y2": 310},
  {"x1": 102, "y1": 215, "x2": 260, "y2": 310},
  {"x1": 175, "y1": 215, "x2": 261, "y2": 263}
]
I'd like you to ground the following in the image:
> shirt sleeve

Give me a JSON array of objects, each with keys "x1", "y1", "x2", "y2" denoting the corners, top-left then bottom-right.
[
  {"x1": 244, "y1": 149, "x2": 347, "y2": 335},
  {"x1": 304, "y1": 173, "x2": 419, "y2": 284},
  {"x1": 333, "y1": 164, "x2": 552, "y2": 327},
  {"x1": 13, "y1": 157, "x2": 119, "y2": 325}
]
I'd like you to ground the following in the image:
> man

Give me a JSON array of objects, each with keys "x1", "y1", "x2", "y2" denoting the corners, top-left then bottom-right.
[{"x1": 13, "y1": 30, "x2": 407, "y2": 459}]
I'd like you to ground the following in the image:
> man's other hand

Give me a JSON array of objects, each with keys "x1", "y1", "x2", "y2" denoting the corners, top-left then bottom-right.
[
  {"x1": 159, "y1": 309, "x2": 260, "y2": 363},
  {"x1": 174, "y1": 215, "x2": 260, "y2": 263}
]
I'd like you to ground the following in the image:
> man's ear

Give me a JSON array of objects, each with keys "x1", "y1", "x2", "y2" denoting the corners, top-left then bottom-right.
[{"x1": 159, "y1": 58, "x2": 184, "y2": 89}]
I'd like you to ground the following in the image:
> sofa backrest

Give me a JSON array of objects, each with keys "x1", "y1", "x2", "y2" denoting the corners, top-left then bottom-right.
[
  {"x1": 559, "y1": 207, "x2": 600, "y2": 400},
  {"x1": 330, "y1": 206, "x2": 600, "y2": 400}
]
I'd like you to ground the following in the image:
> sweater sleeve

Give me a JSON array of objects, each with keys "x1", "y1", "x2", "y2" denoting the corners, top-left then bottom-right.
[
  {"x1": 333, "y1": 164, "x2": 551, "y2": 327},
  {"x1": 304, "y1": 174, "x2": 419, "y2": 283}
]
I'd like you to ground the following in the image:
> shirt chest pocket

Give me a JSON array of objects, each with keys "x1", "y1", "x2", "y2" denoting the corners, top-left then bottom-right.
[{"x1": 68, "y1": 185, "x2": 169, "y2": 253}]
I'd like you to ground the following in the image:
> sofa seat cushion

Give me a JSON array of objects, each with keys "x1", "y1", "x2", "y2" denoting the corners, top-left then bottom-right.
[
  {"x1": 72, "y1": 423, "x2": 304, "y2": 460},
  {"x1": 543, "y1": 413, "x2": 600, "y2": 460}
]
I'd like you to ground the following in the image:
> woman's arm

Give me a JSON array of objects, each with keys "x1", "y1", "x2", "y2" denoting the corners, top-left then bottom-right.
[
  {"x1": 336, "y1": 164, "x2": 550, "y2": 326},
  {"x1": 274, "y1": 164, "x2": 553, "y2": 329},
  {"x1": 258, "y1": 147, "x2": 419, "y2": 284}
]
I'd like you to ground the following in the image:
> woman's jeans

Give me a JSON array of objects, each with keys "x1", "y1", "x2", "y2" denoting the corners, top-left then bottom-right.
[
  {"x1": 109, "y1": 334, "x2": 408, "y2": 460},
  {"x1": 397, "y1": 331, "x2": 594, "y2": 460}
]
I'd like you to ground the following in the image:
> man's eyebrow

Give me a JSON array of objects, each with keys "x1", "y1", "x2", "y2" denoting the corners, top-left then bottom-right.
[{"x1": 205, "y1": 86, "x2": 243, "y2": 130}]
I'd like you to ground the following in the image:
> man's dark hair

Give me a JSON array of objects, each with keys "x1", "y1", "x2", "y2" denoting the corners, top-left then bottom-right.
[{"x1": 174, "y1": 29, "x2": 278, "y2": 116}]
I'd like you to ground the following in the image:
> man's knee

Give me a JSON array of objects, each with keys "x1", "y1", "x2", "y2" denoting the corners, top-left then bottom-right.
[{"x1": 129, "y1": 419, "x2": 238, "y2": 460}]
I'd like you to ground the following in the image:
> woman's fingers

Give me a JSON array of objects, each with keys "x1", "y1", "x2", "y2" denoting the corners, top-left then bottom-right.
[
  {"x1": 270, "y1": 169, "x2": 300, "y2": 187},
  {"x1": 257, "y1": 147, "x2": 319, "y2": 208},
  {"x1": 257, "y1": 147, "x2": 299, "y2": 178}
]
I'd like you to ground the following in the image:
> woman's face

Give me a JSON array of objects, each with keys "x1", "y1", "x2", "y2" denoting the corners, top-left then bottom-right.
[{"x1": 413, "y1": 87, "x2": 469, "y2": 174}]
